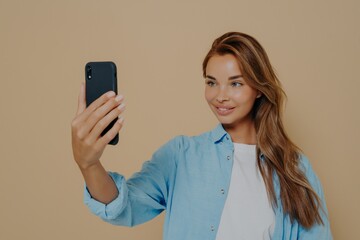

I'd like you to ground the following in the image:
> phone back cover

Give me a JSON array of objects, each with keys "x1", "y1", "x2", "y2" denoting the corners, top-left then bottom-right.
[
  {"x1": 85, "y1": 61, "x2": 119, "y2": 145},
  {"x1": 85, "y1": 61, "x2": 117, "y2": 107}
]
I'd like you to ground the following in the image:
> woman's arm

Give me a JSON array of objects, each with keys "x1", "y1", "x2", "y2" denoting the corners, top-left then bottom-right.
[
  {"x1": 83, "y1": 136, "x2": 181, "y2": 226},
  {"x1": 71, "y1": 83, "x2": 125, "y2": 204},
  {"x1": 73, "y1": 83, "x2": 180, "y2": 226},
  {"x1": 80, "y1": 162, "x2": 118, "y2": 204}
]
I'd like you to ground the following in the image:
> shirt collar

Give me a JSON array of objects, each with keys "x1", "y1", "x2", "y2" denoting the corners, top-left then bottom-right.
[
  {"x1": 210, "y1": 124, "x2": 265, "y2": 159},
  {"x1": 210, "y1": 124, "x2": 229, "y2": 143}
]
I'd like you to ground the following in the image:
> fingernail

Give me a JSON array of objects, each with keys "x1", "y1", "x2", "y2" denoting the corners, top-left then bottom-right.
[
  {"x1": 118, "y1": 103, "x2": 126, "y2": 111},
  {"x1": 107, "y1": 91, "x2": 115, "y2": 97},
  {"x1": 115, "y1": 95, "x2": 124, "y2": 102},
  {"x1": 117, "y1": 116, "x2": 124, "y2": 124}
]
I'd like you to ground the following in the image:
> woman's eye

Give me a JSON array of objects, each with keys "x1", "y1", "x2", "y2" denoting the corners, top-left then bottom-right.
[
  {"x1": 206, "y1": 81, "x2": 216, "y2": 87},
  {"x1": 231, "y1": 82, "x2": 242, "y2": 87}
]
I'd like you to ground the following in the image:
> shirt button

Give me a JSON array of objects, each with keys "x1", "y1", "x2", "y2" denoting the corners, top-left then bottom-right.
[
  {"x1": 220, "y1": 189, "x2": 225, "y2": 194},
  {"x1": 210, "y1": 225, "x2": 215, "y2": 231},
  {"x1": 227, "y1": 155, "x2": 230, "y2": 160}
]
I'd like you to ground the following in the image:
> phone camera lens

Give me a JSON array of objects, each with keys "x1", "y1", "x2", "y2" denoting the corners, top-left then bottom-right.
[{"x1": 86, "y1": 66, "x2": 92, "y2": 80}]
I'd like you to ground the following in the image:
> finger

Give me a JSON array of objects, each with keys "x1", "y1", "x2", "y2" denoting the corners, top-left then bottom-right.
[
  {"x1": 97, "y1": 117, "x2": 124, "y2": 147},
  {"x1": 76, "y1": 82, "x2": 86, "y2": 116},
  {"x1": 88, "y1": 102, "x2": 126, "y2": 143},
  {"x1": 79, "y1": 96, "x2": 124, "y2": 140},
  {"x1": 77, "y1": 91, "x2": 117, "y2": 124}
]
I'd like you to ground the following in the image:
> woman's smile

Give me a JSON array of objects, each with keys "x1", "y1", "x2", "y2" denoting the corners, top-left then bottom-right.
[{"x1": 214, "y1": 105, "x2": 236, "y2": 116}]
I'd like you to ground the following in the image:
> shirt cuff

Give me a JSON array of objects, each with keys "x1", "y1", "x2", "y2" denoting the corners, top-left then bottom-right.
[{"x1": 83, "y1": 172, "x2": 128, "y2": 220}]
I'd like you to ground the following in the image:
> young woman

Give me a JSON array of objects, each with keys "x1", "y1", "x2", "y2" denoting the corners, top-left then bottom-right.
[{"x1": 72, "y1": 32, "x2": 332, "y2": 239}]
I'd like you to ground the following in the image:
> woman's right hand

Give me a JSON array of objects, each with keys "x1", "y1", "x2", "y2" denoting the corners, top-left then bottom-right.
[{"x1": 71, "y1": 83, "x2": 126, "y2": 170}]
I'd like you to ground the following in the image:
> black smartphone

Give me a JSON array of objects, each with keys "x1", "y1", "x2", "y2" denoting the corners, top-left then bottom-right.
[{"x1": 85, "y1": 61, "x2": 119, "y2": 145}]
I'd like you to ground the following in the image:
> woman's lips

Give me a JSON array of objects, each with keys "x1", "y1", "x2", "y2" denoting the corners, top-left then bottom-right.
[{"x1": 215, "y1": 106, "x2": 235, "y2": 116}]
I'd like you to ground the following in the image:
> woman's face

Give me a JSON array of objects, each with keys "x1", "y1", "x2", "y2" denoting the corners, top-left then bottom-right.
[{"x1": 205, "y1": 54, "x2": 260, "y2": 127}]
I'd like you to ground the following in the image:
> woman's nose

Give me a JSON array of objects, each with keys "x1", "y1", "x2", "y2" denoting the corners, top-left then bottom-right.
[{"x1": 216, "y1": 87, "x2": 229, "y2": 102}]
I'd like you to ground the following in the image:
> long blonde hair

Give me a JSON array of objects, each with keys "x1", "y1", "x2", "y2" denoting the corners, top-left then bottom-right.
[{"x1": 203, "y1": 32, "x2": 323, "y2": 228}]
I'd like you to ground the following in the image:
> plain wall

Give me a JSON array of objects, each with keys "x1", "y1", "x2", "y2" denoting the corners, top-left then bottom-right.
[{"x1": 1, "y1": 0, "x2": 359, "y2": 239}]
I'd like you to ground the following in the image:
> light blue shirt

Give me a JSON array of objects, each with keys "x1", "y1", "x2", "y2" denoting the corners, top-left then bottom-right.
[{"x1": 84, "y1": 124, "x2": 332, "y2": 240}]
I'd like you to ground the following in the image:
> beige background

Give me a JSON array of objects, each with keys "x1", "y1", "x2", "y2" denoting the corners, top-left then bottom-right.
[{"x1": 0, "y1": 0, "x2": 359, "y2": 239}]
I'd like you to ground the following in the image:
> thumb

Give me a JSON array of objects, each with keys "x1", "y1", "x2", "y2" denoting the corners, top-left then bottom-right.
[{"x1": 76, "y1": 82, "x2": 86, "y2": 116}]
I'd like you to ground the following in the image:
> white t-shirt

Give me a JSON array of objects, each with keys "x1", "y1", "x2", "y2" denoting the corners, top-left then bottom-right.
[{"x1": 216, "y1": 143, "x2": 275, "y2": 240}]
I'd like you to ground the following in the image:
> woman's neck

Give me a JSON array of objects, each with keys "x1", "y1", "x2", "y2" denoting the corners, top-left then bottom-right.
[{"x1": 222, "y1": 120, "x2": 257, "y2": 145}]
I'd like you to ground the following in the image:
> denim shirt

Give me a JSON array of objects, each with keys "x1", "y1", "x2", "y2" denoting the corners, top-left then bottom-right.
[{"x1": 84, "y1": 124, "x2": 332, "y2": 240}]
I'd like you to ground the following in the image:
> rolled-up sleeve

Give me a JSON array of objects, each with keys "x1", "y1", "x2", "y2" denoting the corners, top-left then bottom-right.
[
  {"x1": 84, "y1": 172, "x2": 129, "y2": 220},
  {"x1": 82, "y1": 136, "x2": 182, "y2": 227}
]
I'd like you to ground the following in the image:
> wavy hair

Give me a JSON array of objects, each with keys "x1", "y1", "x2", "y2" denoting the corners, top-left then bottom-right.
[{"x1": 202, "y1": 32, "x2": 323, "y2": 228}]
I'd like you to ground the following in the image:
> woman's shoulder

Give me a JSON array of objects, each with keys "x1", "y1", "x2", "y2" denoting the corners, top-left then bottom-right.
[
  {"x1": 149, "y1": 131, "x2": 213, "y2": 166},
  {"x1": 165, "y1": 128, "x2": 215, "y2": 150},
  {"x1": 174, "y1": 124, "x2": 226, "y2": 144},
  {"x1": 159, "y1": 125, "x2": 224, "y2": 154}
]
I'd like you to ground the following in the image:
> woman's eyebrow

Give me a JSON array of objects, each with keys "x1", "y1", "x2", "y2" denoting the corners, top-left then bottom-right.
[
  {"x1": 205, "y1": 74, "x2": 243, "y2": 80},
  {"x1": 228, "y1": 75, "x2": 243, "y2": 80},
  {"x1": 205, "y1": 75, "x2": 216, "y2": 80}
]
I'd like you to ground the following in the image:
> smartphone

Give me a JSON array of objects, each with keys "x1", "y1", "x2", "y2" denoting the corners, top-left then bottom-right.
[{"x1": 85, "y1": 61, "x2": 119, "y2": 145}]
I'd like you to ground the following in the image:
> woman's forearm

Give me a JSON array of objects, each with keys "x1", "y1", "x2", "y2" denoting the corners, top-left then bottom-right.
[{"x1": 80, "y1": 162, "x2": 119, "y2": 204}]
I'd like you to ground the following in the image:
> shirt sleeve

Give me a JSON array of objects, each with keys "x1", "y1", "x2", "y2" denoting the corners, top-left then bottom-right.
[
  {"x1": 298, "y1": 155, "x2": 333, "y2": 240},
  {"x1": 83, "y1": 136, "x2": 182, "y2": 227}
]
